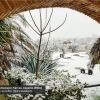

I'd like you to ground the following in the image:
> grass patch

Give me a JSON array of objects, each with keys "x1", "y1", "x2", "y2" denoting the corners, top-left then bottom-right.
[{"x1": 93, "y1": 95, "x2": 100, "y2": 100}]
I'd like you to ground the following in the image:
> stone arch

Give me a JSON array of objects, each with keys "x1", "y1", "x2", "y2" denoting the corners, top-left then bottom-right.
[{"x1": 0, "y1": 0, "x2": 100, "y2": 23}]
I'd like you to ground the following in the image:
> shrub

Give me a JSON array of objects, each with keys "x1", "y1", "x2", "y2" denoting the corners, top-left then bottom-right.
[
  {"x1": 6, "y1": 68, "x2": 86, "y2": 100},
  {"x1": 21, "y1": 54, "x2": 58, "y2": 76}
]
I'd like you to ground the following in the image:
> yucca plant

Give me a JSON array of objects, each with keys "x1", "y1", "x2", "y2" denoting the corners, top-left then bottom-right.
[
  {"x1": 21, "y1": 55, "x2": 36, "y2": 74},
  {"x1": 21, "y1": 54, "x2": 58, "y2": 76}
]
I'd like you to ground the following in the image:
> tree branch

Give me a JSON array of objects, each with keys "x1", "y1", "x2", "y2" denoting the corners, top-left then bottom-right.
[
  {"x1": 40, "y1": 24, "x2": 51, "y2": 57},
  {"x1": 39, "y1": 9, "x2": 42, "y2": 32},
  {"x1": 42, "y1": 8, "x2": 53, "y2": 32},
  {"x1": 29, "y1": 10, "x2": 41, "y2": 33},
  {"x1": 42, "y1": 13, "x2": 67, "y2": 35},
  {"x1": 23, "y1": 17, "x2": 40, "y2": 35},
  {"x1": 43, "y1": 8, "x2": 47, "y2": 30}
]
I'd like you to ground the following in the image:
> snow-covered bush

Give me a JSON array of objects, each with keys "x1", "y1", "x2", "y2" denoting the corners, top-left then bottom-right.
[
  {"x1": 6, "y1": 68, "x2": 86, "y2": 100},
  {"x1": 68, "y1": 43, "x2": 79, "y2": 53}
]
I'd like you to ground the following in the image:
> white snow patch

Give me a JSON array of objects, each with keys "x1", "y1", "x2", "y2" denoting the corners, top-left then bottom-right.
[{"x1": 53, "y1": 52, "x2": 100, "y2": 100}]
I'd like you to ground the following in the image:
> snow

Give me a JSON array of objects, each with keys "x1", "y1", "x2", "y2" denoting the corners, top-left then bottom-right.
[
  {"x1": 53, "y1": 52, "x2": 100, "y2": 100},
  {"x1": 8, "y1": 51, "x2": 100, "y2": 99},
  {"x1": 8, "y1": 67, "x2": 84, "y2": 100}
]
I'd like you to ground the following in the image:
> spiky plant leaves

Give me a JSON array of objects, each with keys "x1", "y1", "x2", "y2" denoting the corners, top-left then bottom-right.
[
  {"x1": 21, "y1": 55, "x2": 36, "y2": 74},
  {"x1": 39, "y1": 60, "x2": 57, "y2": 75},
  {"x1": 21, "y1": 54, "x2": 57, "y2": 76}
]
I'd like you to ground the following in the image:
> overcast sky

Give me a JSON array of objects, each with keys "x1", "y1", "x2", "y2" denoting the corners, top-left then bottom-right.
[{"x1": 23, "y1": 8, "x2": 100, "y2": 41}]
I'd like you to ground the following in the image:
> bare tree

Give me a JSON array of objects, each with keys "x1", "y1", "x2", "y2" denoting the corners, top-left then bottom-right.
[
  {"x1": 24, "y1": 8, "x2": 67, "y2": 79},
  {"x1": 67, "y1": 39, "x2": 79, "y2": 52}
]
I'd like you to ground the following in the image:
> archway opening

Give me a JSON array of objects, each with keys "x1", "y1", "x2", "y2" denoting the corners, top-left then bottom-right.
[{"x1": 23, "y1": 7, "x2": 100, "y2": 41}]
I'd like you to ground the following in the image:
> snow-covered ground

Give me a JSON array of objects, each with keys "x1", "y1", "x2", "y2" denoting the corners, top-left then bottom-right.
[{"x1": 52, "y1": 52, "x2": 100, "y2": 100}]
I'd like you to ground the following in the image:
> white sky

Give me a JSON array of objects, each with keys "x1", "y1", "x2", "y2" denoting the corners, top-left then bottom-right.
[{"x1": 23, "y1": 8, "x2": 100, "y2": 41}]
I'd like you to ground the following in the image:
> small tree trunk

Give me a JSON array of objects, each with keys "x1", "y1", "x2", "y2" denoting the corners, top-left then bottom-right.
[
  {"x1": 72, "y1": 48, "x2": 75, "y2": 52},
  {"x1": 36, "y1": 34, "x2": 42, "y2": 79}
]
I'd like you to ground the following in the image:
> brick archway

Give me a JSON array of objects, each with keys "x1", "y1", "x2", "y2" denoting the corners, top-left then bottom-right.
[{"x1": 0, "y1": 0, "x2": 100, "y2": 23}]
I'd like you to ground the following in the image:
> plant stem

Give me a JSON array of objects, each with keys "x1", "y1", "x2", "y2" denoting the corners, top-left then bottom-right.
[{"x1": 36, "y1": 33, "x2": 42, "y2": 79}]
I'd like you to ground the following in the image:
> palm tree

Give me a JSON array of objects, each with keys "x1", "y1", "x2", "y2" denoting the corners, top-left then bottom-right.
[
  {"x1": 0, "y1": 13, "x2": 28, "y2": 42},
  {"x1": 90, "y1": 38, "x2": 100, "y2": 68},
  {"x1": 0, "y1": 13, "x2": 28, "y2": 72}
]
